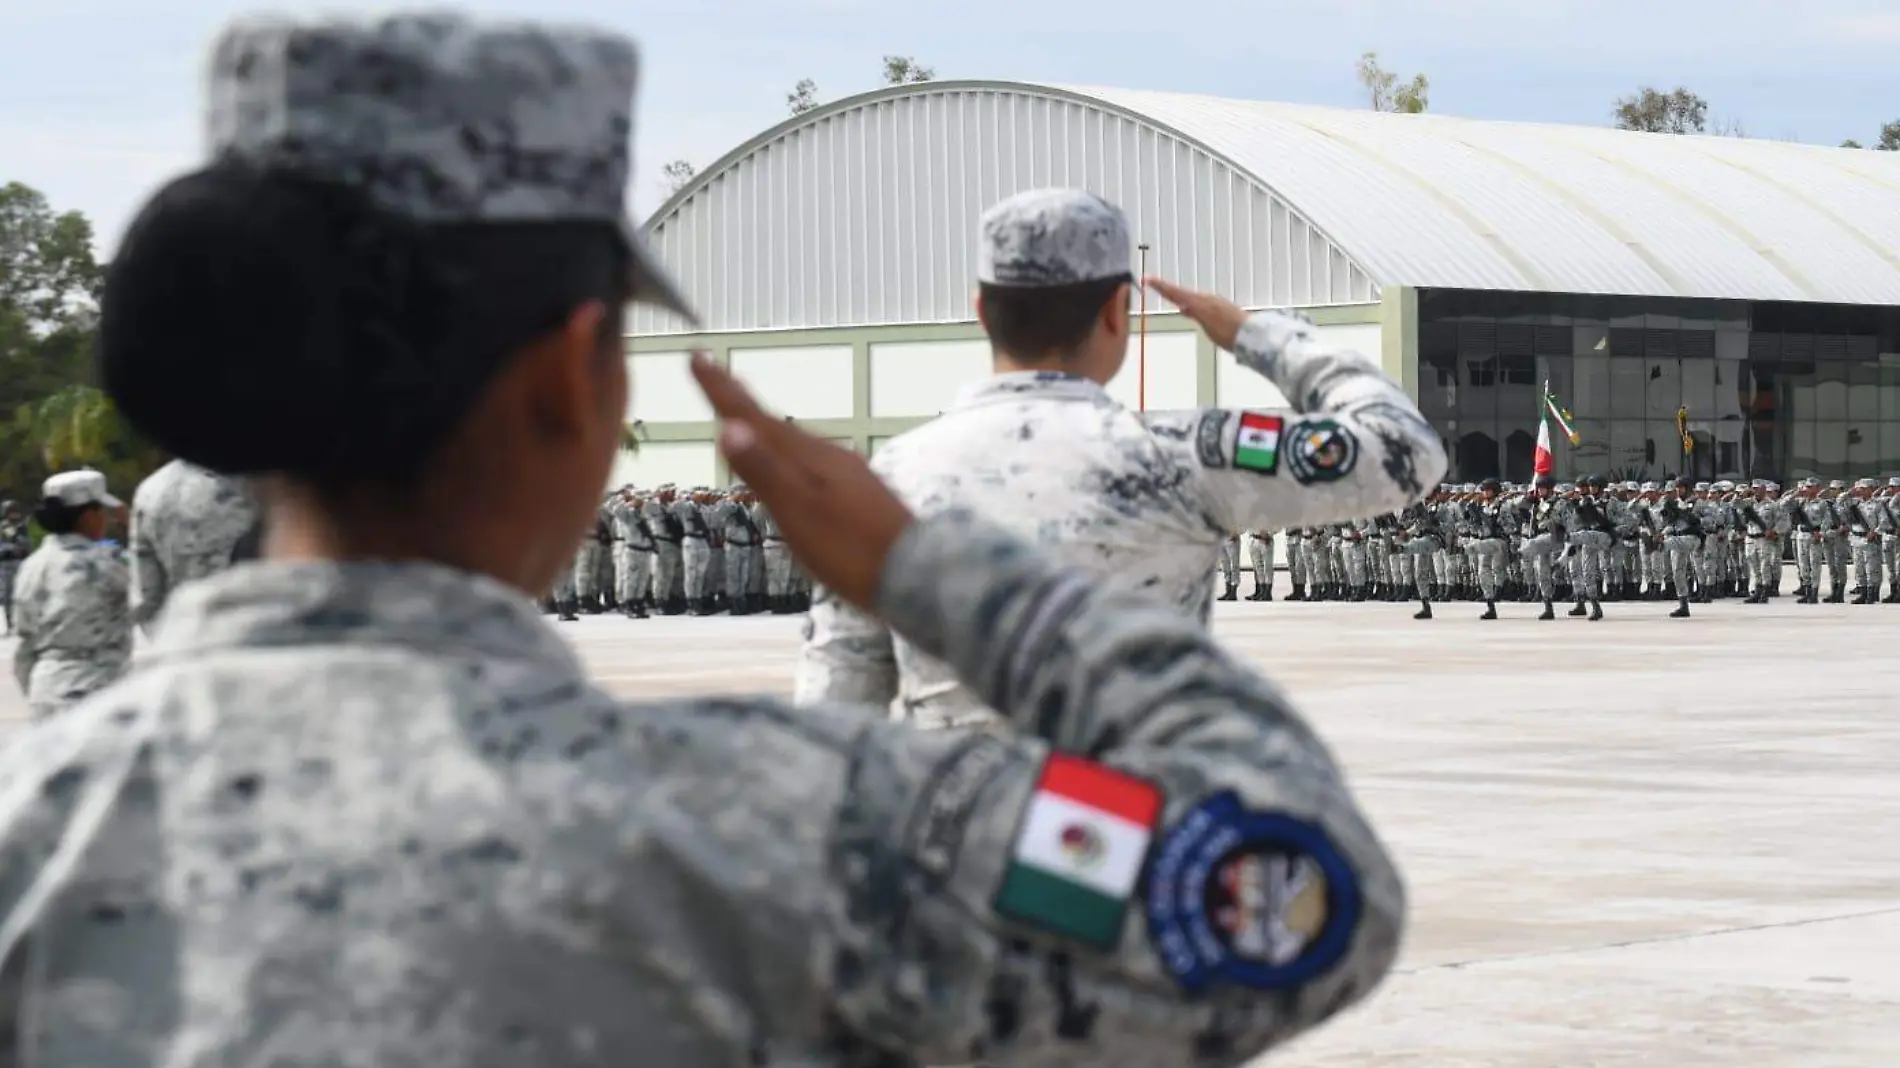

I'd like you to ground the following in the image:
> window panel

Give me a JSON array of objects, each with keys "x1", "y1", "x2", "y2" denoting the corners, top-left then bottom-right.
[
  {"x1": 1647, "y1": 420, "x2": 1689, "y2": 479},
  {"x1": 1813, "y1": 421, "x2": 1849, "y2": 480},
  {"x1": 1610, "y1": 358, "x2": 1647, "y2": 420},
  {"x1": 1881, "y1": 365, "x2": 1900, "y2": 421},
  {"x1": 1609, "y1": 420, "x2": 1647, "y2": 479},
  {"x1": 1848, "y1": 360, "x2": 1880, "y2": 422},
  {"x1": 1571, "y1": 354, "x2": 1611, "y2": 420},
  {"x1": 1644, "y1": 358, "x2": 1681, "y2": 418},
  {"x1": 1787, "y1": 421, "x2": 1818, "y2": 482},
  {"x1": 1881, "y1": 422, "x2": 1900, "y2": 478},
  {"x1": 1848, "y1": 422, "x2": 1879, "y2": 472}
]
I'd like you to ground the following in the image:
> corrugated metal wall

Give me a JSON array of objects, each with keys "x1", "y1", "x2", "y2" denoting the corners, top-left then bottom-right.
[{"x1": 633, "y1": 84, "x2": 1377, "y2": 335}]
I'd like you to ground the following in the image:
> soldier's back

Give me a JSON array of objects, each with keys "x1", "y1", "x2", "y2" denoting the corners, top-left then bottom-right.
[{"x1": 1, "y1": 562, "x2": 843, "y2": 1065}]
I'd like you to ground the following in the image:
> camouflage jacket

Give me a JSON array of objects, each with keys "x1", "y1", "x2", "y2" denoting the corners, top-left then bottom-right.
[
  {"x1": 796, "y1": 310, "x2": 1447, "y2": 726},
  {"x1": 9, "y1": 532, "x2": 132, "y2": 718},
  {"x1": 0, "y1": 513, "x2": 1402, "y2": 1067},
  {"x1": 129, "y1": 460, "x2": 260, "y2": 633}
]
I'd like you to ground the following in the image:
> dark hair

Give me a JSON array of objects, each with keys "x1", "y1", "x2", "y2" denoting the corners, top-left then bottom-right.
[
  {"x1": 978, "y1": 277, "x2": 1128, "y2": 360},
  {"x1": 33, "y1": 497, "x2": 93, "y2": 535},
  {"x1": 99, "y1": 161, "x2": 631, "y2": 492}
]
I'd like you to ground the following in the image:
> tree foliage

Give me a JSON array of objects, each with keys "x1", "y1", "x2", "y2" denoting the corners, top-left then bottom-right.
[
  {"x1": 0, "y1": 181, "x2": 167, "y2": 504},
  {"x1": 661, "y1": 159, "x2": 697, "y2": 195},
  {"x1": 1612, "y1": 87, "x2": 1708, "y2": 134},
  {"x1": 1880, "y1": 120, "x2": 1900, "y2": 151},
  {"x1": 787, "y1": 78, "x2": 819, "y2": 115},
  {"x1": 1356, "y1": 52, "x2": 1428, "y2": 114},
  {"x1": 881, "y1": 56, "x2": 935, "y2": 86}
]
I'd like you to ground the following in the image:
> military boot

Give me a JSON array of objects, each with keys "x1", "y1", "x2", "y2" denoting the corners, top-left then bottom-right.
[
  {"x1": 1589, "y1": 600, "x2": 1603, "y2": 621},
  {"x1": 1219, "y1": 582, "x2": 1238, "y2": 602},
  {"x1": 1288, "y1": 583, "x2": 1305, "y2": 601},
  {"x1": 1480, "y1": 600, "x2": 1497, "y2": 620},
  {"x1": 1670, "y1": 597, "x2": 1691, "y2": 618},
  {"x1": 1568, "y1": 600, "x2": 1588, "y2": 617},
  {"x1": 1537, "y1": 600, "x2": 1555, "y2": 620},
  {"x1": 1414, "y1": 598, "x2": 1433, "y2": 620}
]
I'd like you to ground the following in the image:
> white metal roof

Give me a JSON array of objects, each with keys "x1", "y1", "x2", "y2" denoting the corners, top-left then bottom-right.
[{"x1": 1049, "y1": 83, "x2": 1900, "y2": 305}]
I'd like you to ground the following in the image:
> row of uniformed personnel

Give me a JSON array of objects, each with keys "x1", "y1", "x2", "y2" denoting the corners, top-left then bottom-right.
[
  {"x1": 548, "y1": 481, "x2": 810, "y2": 619},
  {"x1": 1214, "y1": 473, "x2": 1900, "y2": 618}
]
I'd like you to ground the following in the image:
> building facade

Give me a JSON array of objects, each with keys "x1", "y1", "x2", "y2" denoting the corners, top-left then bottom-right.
[{"x1": 623, "y1": 80, "x2": 1900, "y2": 489}]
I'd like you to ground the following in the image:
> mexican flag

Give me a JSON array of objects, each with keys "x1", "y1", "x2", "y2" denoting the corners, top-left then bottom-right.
[
  {"x1": 1534, "y1": 415, "x2": 1554, "y2": 477},
  {"x1": 994, "y1": 754, "x2": 1163, "y2": 949},
  {"x1": 1542, "y1": 384, "x2": 1579, "y2": 445},
  {"x1": 1235, "y1": 412, "x2": 1285, "y2": 471}
]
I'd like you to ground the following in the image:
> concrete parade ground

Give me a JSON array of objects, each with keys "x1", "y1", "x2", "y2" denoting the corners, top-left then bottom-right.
[{"x1": 3, "y1": 594, "x2": 1896, "y2": 1066}]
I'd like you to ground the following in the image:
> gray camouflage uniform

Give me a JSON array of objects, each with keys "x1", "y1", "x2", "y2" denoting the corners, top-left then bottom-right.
[
  {"x1": 128, "y1": 459, "x2": 261, "y2": 634},
  {"x1": 10, "y1": 532, "x2": 132, "y2": 719},
  {"x1": 754, "y1": 499, "x2": 796, "y2": 609},
  {"x1": 0, "y1": 510, "x2": 1405, "y2": 1066},
  {"x1": 796, "y1": 188, "x2": 1447, "y2": 728},
  {"x1": 0, "y1": 512, "x2": 29, "y2": 636},
  {"x1": 609, "y1": 494, "x2": 654, "y2": 610}
]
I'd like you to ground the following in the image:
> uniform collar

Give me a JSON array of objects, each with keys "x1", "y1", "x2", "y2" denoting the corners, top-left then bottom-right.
[
  {"x1": 148, "y1": 559, "x2": 581, "y2": 675},
  {"x1": 951, "y1": 370, "x2": 1111, "y2": 410}
]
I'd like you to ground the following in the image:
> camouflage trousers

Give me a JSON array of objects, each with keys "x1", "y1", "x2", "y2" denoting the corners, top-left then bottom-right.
[
  {"x1": 614, "y1": 545, "x2": 652, "y2": 605},
  {"x1": 1744, "y1": 536, "x2": 1779, "y2": 591},
  {"x1": 0, "y1": 559, "x2": 15, "y2": 631},
  {"x1": 1247, "y1": 535, "x2": 1272, "y2": 590},
  {"x1": 725, "y1": 542, "x2": 759, "y2": 600},
  {"x1": 1566, "y1": 530, "x2": 1611, "y2": 600},
  {"x1": 763, "y1": 541, "x2": 794, "y2": 596},
  {"x1": 1218, "y1": 539, "x2": 1239, "y2": 585},
  {"x1": 652, "y1": 543, "x2": 683, "y2": 602},
  {"x1": 1851, "y1": 533, "x2": 1883, "y2": 590},
  {"x1": 1467, "y1": 537, "x2": 1506, "y2": 600},
  {"x1": 575, "y1": 541, "x2": 605, "y2": 601},
  {"x1": 681, "y1": 538, "x2": 711, "y2": 601},
  {"x1": 1664, "y1": 534, "x2": 1701, "y2": 596}
]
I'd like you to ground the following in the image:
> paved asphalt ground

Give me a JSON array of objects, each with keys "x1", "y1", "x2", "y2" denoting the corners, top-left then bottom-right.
[{"x1": 3, "y1": 592, "x2": 1896, "y2": 1066}]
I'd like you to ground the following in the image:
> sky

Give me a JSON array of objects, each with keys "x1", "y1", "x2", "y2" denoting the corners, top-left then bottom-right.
[{"x1": 3, "y1": 0, "x2": 1897, "y2": 258}]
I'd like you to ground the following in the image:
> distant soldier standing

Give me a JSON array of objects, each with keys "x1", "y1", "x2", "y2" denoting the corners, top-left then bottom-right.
[
  {"x1": 9, "y1": 471, "x2": 133, "y2": 718},
  {"x1": 127, "y1": 458, "x2": 261, "y2": 633},
  {"x1": 643, "y1": 483, "x2": 685, "y2": 614},
  {"x1": 1217, "y1": 533, "x2": 1241, "y2": 600},
  {"x1": 609, "y1": 487, "x2": 653, "y2": 618},
  {"x1": 1246, "y1": 528, "x2": 1274, "y2": 600},
  {"x1": 676, "y1": 487, "x2": 714, "y2": 614},
  {"x1": 1659, "y1": 477, "x2": 1705, "y2": 618},
  {"x1": 0, "y1": 500, "x2": 29, "y2": 635},
  {"x1": 1738, "y1": 481, "x2": 1782, "y2": 604},
  {"x1": 720, "y1": 483, "x2": 763, "y2": 614}
]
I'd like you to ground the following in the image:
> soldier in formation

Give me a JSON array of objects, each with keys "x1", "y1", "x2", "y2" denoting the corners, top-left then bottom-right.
[
  {"x1": 8, "y1": 470, "x2": 133, "y2": 719},
  {"x1": 794, "y1": 186, "x2": 1446, "y2": 727},
  {"x1": 0, "y1": 499, "x2": 29, "y2": 635},
  {"x1": 0, "y1": 13, "x2": 1403, "y2": 1061}
]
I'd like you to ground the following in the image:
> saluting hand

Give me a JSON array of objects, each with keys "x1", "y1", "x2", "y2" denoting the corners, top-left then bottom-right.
[
  {"x1": 690, "y1": 354, "x2": 912, "y2": 610},
  {"x1": 1144, "y1": 276, "x2": 1250, "y2": 351}
]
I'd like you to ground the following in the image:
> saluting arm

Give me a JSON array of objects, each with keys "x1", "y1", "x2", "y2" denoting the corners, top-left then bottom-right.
[
  {"x1": 1160, "y1": 312, "x2": 1446, "y2": 534},
  {"x1": 703, "y1": 513, "x2": 1404, "y2": 1066}
]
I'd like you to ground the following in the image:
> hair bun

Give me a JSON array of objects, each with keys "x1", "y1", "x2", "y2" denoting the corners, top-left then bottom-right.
[{"x1": 100, "y1": 163, "x2": 450, "y2": 480}]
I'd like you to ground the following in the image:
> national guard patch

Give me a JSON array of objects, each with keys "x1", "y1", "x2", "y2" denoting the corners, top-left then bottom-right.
[
  {"x1": 1231, "y1": 413, "x2": 1285, "y2": 474},
  {"x1": 1195, "y1": 410, "x2": 1230, "y2": 469},
  {"x1": 1284, "y1": 420, "x2": 1358, "y2": 485},
  {"x1": 1142, "y1": 792, "x2": 1360, "y2": 992}
]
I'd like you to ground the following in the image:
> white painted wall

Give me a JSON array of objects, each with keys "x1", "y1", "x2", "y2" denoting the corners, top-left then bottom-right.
[
  {"x1": 629, "y1": 351, "x2": 712, "y2": 422},
  {"x1": 609, "y1": 441, "x2": 716, "y2": 490},
  {"x1": 1105, "y1": 330, "x2": 1199, "y2": 411},
  {"x1": 870, "y1": 339, "x2": 993, "y2": 417},
  {"x1": 869, "y1": 436, "x2": 894, "y2": 454},
  {"x1": 728, "y1": 344, "x2": 855, "y2": 419},
  {"x1": 1215, "y1": 322, "x2": 1385, "y2": 410}
]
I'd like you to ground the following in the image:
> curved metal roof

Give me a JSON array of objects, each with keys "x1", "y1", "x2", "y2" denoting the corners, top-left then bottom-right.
[{"x1": 1049, "y1": 83, "x2": 1900, "y2": 305}]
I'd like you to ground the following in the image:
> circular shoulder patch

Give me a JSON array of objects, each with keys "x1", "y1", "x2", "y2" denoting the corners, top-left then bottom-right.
[
  {"x1": 1285, "y1": 420, "x2": 1359, "y2": 484},
  {"x1": 1142, "y1": 792, "x2": 1360, "y2": 992}
]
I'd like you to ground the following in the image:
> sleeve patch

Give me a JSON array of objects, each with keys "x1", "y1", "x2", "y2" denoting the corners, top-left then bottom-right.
[
  {"x1": 1142, "y1": 791, "x2": 1361, "y2": 992},
  {"x1": 994, "y1": 753, "x2": 1164, "y2": 951},
  {"x1": 1194, "y1": 410, "x2": 1232, "y2": 469},
  {"x1": 907, "y1": 735, "x2": 1014, "y2": 884},
  {"x1": 1232, "y1": 413, "x2": 1285, "y2": 475},
  {"x1": 1284, "y1": 419, "x2": 1358, "y2": 484}
]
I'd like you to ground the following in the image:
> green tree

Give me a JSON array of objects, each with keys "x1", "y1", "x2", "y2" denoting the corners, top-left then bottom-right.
[
  {"x1": 1356, "y1": 52, "x2": 1428, "y2": 114},
  {"x1": 787, "y1": 78, "x2": 818, "y2": 115},
  {"x1": 0, "y1": 181, "x2": 166, "y2": 503},
  {"x1": 1879, "y1": 120, "x2": 1900, "y2": 151},
  {"x1": 1613, "y1": 87, "x2": 1708, "y2": 134},
  {"x1": 881, "y1": 56, "x2": 935, "y2": 85},
  {"x1": 660, "y1": 159, "x2": 697, "y2": 195},
  {"x1": 1842, "y1": 138, "x2": 1864, "y2": 149}
]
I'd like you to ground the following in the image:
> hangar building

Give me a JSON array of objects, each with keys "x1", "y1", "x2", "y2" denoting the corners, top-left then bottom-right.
[{"x1": 619, "y1": 80, "x2": 1900, "y2": 490}]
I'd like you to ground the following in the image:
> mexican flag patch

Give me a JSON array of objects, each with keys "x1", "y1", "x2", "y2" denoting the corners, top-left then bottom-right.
[
  {"x1": 1234, "y1": 413, "x2": 1285, "y2": 473},
  {"x1": 994, "y1": 754, "x2": 1164, "y2": 949}
]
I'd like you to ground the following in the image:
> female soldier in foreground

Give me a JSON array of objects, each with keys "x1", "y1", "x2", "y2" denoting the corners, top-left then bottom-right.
[
  {"x1": 0, "y1": 13, "x2": 1403, "y2": 1066},
  {"x1": 7, "y1": 470, "x2": 132, "y2": 719}
]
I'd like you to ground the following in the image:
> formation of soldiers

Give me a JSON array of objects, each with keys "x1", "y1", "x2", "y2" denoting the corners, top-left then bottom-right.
[
  {"x1": 1218, "y1": 474, "x2": 1900, "y2": 619},
  {"x1": 546, "y1": 481, "x2": 811, "y2": 620}
]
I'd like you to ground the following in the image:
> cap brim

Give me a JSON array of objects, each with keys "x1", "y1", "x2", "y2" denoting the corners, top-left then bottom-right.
[
  {"x1": 99, "y1": 492, "x2": 123, "y2": 508},
  {"x1": 622, "y1": 221, "x2": 700, "y2": 328}
]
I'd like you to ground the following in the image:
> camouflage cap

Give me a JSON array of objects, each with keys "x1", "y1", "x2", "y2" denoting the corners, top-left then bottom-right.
[
  {"x1": 977, "y1": 188, "x2": 1132, "y2": 287},
  {"x1": 205, "y1": 13, "x2": 696, "y2": 323}
]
